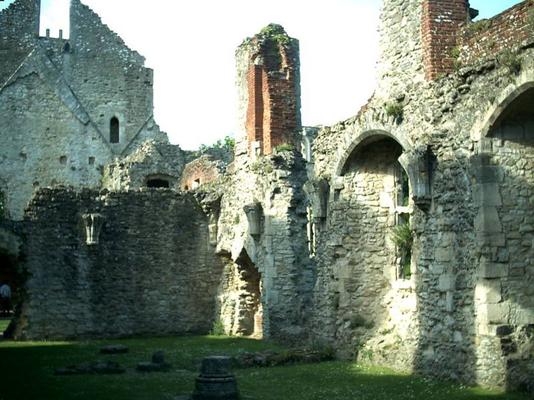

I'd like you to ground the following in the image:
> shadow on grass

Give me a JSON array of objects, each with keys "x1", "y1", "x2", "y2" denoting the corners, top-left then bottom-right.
[{"x1": 0, "y1": 337, "x2": 529, "y2": 400}]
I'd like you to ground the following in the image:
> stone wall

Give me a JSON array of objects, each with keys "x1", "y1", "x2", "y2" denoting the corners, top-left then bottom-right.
[
  {"x1": 308, "y1": 40, "x2": 534, "y2": 391},
  {"x1": 376, "y1": 0, "x2": 425, "y2": 98},
  {"x1": 103, "y1": 141, "x2": 185, "y2": 191},
  {"x1": 15, "y1": 188, "x2": 223, "y2": 339},
  {"x1": 67, "y1": 0, "x2": 167, "y2": 155},
  {"x1": 0, "y1": 72, "x2": 110, "y2": 220},
  {"x1": 0, "y1": 0, "x2": 170, "y2": 219},
  {"x1": 214, "y1": 149, "x2": 313, "y2": 341},
  {"x1": 0, "y1": 0, "x2": 39, "y2": 86}
]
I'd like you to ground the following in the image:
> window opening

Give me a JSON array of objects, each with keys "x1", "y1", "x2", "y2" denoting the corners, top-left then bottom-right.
[
  {"x1": 110, "y1": 117, "x2": 119, "y2": 144},
  {"x1": 307, "y1": 206, "x2": 316, "y2": 256},
  {"x1": 393, "y1": 162, "x2": 413, "y2": 279}
]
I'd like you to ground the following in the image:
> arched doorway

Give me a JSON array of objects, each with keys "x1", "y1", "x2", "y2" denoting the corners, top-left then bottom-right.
[{"x1": 329, "y1": 134, "x2": 413, "y2": 354}]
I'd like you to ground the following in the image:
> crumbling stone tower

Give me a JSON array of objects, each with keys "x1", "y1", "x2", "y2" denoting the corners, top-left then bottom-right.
[{"x1": 236, "y1": 24, "x2": 301, "y2": 156}]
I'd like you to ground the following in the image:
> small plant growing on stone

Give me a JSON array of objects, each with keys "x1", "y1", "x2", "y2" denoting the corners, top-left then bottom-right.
[
  {"x1": 466, "y1": 19, "x2": 491, "y2": 35},
  {"x1": 274, "y1": 143, "x2": 294, "y2": 153},
  {"x1": 259, "y1": 23, "x2": 290, "y2": 46},
  {"x1": 250, "y1": 158, "x2": 274, "y2": 174},
  {"x1": 498, "y1": 50, "x2": 521, "y2": 75},
  {"x1": 391, "y1": 222, "x2": 413, "y2": 279},
  {"x1": 209, "y1": 319, "x2": 226, "y2": 336},
  {"x1": 384, "y1": 102, "x2": 404, "y2": 122}
]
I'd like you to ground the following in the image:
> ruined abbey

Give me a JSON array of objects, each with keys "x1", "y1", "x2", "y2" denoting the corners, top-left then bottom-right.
[{"x1": 0, "y1": 0, "x2": 533, "y2": 393}]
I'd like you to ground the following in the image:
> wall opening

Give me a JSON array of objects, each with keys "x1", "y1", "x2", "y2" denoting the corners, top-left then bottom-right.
[
  {"x1": 218, "y1": 250, "x2": 263, "y2": 338},
  {"x1": 146, "y1": 178, "x2": 170, "y2": 189},
  {"x1": 234, "y1": 250, "x2": 262, "y2": 337},
  {"x1": 110, "y1": 117, "x2": 120, "y2": 144},
  {"x1": 331, "y1": 135, "x2": 412, "y2": 352}
]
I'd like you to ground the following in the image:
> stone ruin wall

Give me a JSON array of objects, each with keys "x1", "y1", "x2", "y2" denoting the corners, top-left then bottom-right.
[
  {"x1": 214, "y1": 149, "x2": 313, "y2": 340},
  {"x1": 211, "y1": 27, "x2": 313, "y2": 340},
  {"x1": 0, "y1": 70, "x2": 110, "y2": 220},
  {"x1": 0, "y1": 0, "x2": 171, "y2": 220},
  {"x1": 180, "y1": 155, "x2": 223, "y2": 191},
  {"x1": 308, "y1": 23, "x2": 534, "y2": 391},
  {"x1": 14, "y1": 188, "x2": 223, "y2": 340},
  {"x1": 102, "y1": 141, "x2": 186, "y2": 191},
  {"x1": 0, "y1": 0, "x2": 532, "y2": 394}
]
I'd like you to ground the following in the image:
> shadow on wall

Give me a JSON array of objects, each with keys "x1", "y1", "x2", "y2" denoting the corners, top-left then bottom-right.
[
  {"x1": 413, "y1": 85, "x2": 534, "y2": 393},
  {"x1": 481, "y1": 86, "x2": 534, "y2": 393}
]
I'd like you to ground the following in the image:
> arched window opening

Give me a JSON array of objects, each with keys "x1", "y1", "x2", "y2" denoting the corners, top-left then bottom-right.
[
  {"x1": 146, "y1": 179, "x2": 170, "y2": 189},
  {"x1": 110, "y1": 117, "x2": 119, "y2": 144},
  {"x1": 488, "y1": 87, "x2": 534, "y2": 146},
  {"x1": 63, "y1": 42, "x2": 71, "y2": 53}
]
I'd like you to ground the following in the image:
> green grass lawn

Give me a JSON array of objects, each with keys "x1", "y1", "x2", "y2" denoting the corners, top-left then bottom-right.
[{"x1": 0, "y1": 335, "x2": 529, "y2": 400}]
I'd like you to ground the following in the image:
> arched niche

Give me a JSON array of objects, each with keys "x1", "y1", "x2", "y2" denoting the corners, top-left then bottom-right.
[
  {"x1": 336, "y1": 130, "x2": 412, "y2": 176},
  {"x1": 486, "y1": 84, "x2": 534, "y2": 146}
]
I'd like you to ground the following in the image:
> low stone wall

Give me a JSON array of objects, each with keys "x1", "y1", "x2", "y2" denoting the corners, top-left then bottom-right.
[{"x1": 15, "y1": 188, "x2": 223, "y2": 339}]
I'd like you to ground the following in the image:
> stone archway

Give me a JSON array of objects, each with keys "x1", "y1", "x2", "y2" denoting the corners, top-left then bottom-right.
[{"x1": 326, "y1": 133, "x2": 416, "y2": 356}]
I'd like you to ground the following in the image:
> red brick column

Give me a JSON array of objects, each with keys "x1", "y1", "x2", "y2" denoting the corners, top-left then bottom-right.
[{"x1": 422, "y1": 0, "x2": 470, "y2": 80}]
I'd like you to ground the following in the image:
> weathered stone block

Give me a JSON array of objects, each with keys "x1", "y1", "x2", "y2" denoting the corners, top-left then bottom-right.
[
  {"x1": 435, "y1": 247, "x2": 453, "y2": 262},
  {"x1": 438, "y1": 274, "x2": 455, "y2": 292},
  {"x1": 475, "y1": 207, "x2": 502, "y2": 233},
  {"x1": 473, "y1": 184, "x2": 502, "y2": 206},
  {"x1": 479, "y1": 262, "x2": 509, "y2": 279}
]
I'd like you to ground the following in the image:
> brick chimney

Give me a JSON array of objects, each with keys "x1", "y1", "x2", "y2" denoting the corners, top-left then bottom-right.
[
  {"x1": 237, "y1": 24, "x2": 301, "y2": 156},
  {"x1": 422, "y1": 0, "x2": 470, "y2": 80}
]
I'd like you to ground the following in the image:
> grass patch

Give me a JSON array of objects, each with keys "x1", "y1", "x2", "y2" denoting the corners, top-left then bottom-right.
[
  {"x1": 0, "y1": 318, "x2": 10, "y2": 333},
  {"x1": 0, "y1": 336, "x2": 529, "y2": 400}
]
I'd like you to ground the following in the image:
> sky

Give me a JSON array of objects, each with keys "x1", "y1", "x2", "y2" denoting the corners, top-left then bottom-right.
[{"x1": 0, "y1": 0, "x2": 525, "y2": 150}]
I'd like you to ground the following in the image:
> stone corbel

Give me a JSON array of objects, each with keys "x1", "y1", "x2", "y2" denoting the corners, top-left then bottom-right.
[
  {"x1": 82, "y1": 213, "x2": 105, "y2": 246},
  {"x1": 398, "y1": 146, "x2": 433, "y2": 209},
  {"x1": 243, "y1": 203, "x2": 262, "y2": 238}
]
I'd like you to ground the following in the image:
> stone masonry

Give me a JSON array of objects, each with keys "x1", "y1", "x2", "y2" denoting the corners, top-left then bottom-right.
[
  {"x1": 0, "y1": 0, "x2": 533, "y2": 395},
  {"x1": 16, "y1": 188, "x2": 223, "y2": 339},
  {"x1": 0, "y1": 0, "x2": 175, "y2": 220}
]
